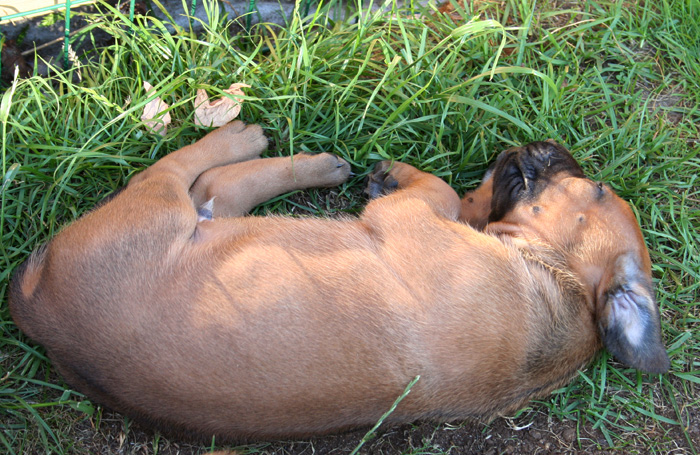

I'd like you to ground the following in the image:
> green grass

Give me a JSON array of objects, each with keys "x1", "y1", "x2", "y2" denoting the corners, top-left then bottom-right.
[{"x1": 1, "y1": 0, "x2": 699, "y2": 453}]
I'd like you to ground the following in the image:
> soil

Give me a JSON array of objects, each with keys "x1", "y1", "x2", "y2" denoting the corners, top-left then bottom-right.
[
  {"x1": 65, "y1": 400, "x2": 700, "y2": 455},
  {"x1": 70, "y1": 409, "x2": 584, "y2": 454}
]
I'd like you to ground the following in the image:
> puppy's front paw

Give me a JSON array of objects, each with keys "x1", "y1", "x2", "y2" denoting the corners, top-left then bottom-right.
[{"x1": 365, "y1": 161, "x2": 399, "y2": 199}]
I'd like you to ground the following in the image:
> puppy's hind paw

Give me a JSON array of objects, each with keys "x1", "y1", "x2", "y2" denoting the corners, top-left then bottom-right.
[
  {"x1": 236, "y1": 123, "x2": 269, "y2": 157},
  {"x1": 219, "y1": 120, "x2": 247, "y2": 135},
  {"x1": 365, "y1": 161, "x2": 399, "y2": 199},
  {"x1": 214, "y1": 123, "x2": 268, "y2": 164},
  {"x1": 308, "y1": 153, "x2": 353, "y2": 187}
]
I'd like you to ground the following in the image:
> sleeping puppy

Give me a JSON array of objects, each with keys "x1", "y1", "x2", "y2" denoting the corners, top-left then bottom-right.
[{"x1": 10, "y1": 122, "x2": 668, "y2": 441}]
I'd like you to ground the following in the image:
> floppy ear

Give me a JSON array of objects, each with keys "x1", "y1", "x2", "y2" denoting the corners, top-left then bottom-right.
[
  {"x1": 597, "y1": 253, "x2": 670, "y2": 374},
  {"x1": 460, "y1": 168, "x2": 494, "y2": 230}
]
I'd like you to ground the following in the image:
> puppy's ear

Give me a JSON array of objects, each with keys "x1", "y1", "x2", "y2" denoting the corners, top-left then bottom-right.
[
  {"x1": 460, "y1": 169, "x2": 494, "y2": 230},
  {"x1": 597, "y1": 253, "x2": 670, "y2": 374}
]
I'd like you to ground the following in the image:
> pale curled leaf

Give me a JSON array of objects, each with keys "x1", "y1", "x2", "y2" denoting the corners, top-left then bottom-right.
[
  {"x1": 194, "y1": 83, "x2": 250, "y2": 128},
  {"x1": 141, "y1": 81, "x2": 171, "y2": 136}
]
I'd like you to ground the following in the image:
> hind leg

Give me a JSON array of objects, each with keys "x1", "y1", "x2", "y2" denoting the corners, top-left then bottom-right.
[
  {"x1": 129, "y1": 121, "x2": 268, "y2": 191},
  {"x1": 87, "y1": 122, "x2": 269, "y2": 252},
  {"x1": 191, "y1": 153, "x2": 352, "y2": 217}
]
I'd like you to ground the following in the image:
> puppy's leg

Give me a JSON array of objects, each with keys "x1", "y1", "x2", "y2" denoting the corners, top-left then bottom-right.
[
  {"x1": 190, "y1": 153, "x2": 352, "y2": 217},
  {"x1": 364, "y1": 161, "x2": 461, "y2": 221},
  {"x1": 61, "y1": 123, "x2": 269, "y2": 255},
  {"x1": 129, "y1": 121, "x2": 268, "y2": 191}
]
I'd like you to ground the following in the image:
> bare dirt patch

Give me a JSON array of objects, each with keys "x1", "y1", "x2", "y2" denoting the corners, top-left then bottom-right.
[{"x1": 63, "y1": 398, "x2": 698, "y2": 455}]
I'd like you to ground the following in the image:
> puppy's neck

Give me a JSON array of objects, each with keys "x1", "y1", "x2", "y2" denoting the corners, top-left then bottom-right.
[
  {"x1": 511, "y1": 241, "x2": 601, "y2": 386},
  {"x1": 512, "y1": 239, "x2": 592, "y2": 320}
]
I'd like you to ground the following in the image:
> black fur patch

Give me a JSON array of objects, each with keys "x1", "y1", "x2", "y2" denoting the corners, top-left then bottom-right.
[{"x1": 489, "y1": 141, "x2": 585, "y2": 222}]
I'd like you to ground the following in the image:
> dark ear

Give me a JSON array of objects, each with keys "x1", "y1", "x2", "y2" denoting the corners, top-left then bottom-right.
[{"x1": 597, "y1": 253, "x2": 670, "y2": 374}]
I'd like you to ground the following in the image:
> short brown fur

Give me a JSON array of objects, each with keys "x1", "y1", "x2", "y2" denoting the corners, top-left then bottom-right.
[{"x1": 9, "y1": 122, "x2": 668, "y2": 441}]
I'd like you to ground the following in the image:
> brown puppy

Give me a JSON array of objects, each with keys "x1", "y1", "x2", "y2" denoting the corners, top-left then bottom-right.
[{"x1": 9, "y1": 122, "x2": 669, "y2": 442}]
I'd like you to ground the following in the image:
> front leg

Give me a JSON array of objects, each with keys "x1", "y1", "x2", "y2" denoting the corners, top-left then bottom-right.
[{"x1": 364, "y1": 161, "x2": 461, "y2": 221}]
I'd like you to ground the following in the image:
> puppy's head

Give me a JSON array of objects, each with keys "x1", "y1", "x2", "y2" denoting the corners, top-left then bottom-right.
[{"x1": 463, "y1": 140, "x2": 669, "y2": 374}]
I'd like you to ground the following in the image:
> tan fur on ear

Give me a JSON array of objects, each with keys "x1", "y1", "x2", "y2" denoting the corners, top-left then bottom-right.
[
  {"x1": 459, "y1": 169, "x2": 493, "y2": 230},
  {"x1": 597, "y1": 253, "x2": 669, "y2": 374}
]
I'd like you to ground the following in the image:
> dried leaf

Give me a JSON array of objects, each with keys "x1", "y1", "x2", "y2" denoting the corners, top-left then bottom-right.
[
  {"x1": 141, "y1": 81, "x2": 171, "y2": 136},
  {"x1": 194, "y1": 83, "x2": 250, "y2": 128}
]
